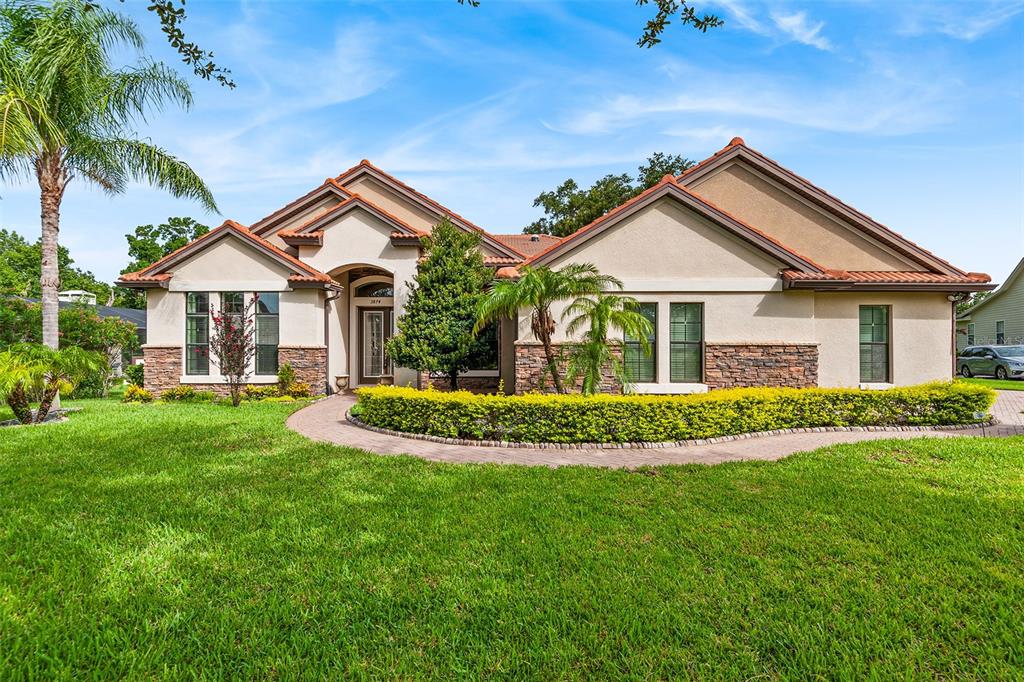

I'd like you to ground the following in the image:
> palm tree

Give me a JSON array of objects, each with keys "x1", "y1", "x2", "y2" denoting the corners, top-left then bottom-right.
[
  {"x1": 476, "y1": 263, "x2": 621, "y2": 393},
  {"x1": 563, "y1": 293, "x2": 653, "y2": 395},
  {"x1": 0, "y1": 0, "x2": 217, "y2": 350},
  {"x1": 0, "y1": 343, "x2": 101, "y2": 423}
]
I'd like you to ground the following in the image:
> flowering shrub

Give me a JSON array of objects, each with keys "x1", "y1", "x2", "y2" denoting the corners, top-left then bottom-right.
[
  {"x1": 355, "y1": 382, "x2": 995, "y2": 443},
  {"x1": 123, "y1": 385, "x2": 153, "y2": 403},
  {"x1": 285, "y1": 382, "x2": 311, "y2": 398}
]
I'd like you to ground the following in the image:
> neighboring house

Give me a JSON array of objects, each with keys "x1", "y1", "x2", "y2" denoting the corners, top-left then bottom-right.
[
  {"x1": 117, "y1": 138, "x2": 994, "y2": 397},
  {"x1": 16, "y1": 297, "x2": 147, "y2": 374},
  {"x1": 58, "y1": 289, "x2": 98, "y2": 305},
  {"x1": 957, "y1": 257, "x2": 1024, "y2": 350}
]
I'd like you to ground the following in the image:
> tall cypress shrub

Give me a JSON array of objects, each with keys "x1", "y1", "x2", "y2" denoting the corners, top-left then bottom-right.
[{"x1": 387, "y1": 218, "x2": 493, "y2": 390}]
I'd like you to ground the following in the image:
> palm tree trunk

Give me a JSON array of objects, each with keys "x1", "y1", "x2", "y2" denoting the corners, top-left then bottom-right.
[
  {"x1": 36, "y1": 153, "x2": 66, "y2": 350},
  {"x1": 537, "y1": 310, "x2": 564, "y2": 394},
  {"x1": 36, "y1": 153, "x2": 67, "y2": 418}
]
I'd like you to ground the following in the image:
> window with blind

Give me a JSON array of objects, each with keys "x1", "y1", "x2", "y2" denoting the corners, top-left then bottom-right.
[
  {"x1": 255, "y1": 292, "x2": 280, "y2": 375},
  {"x1": 670, "y1": 303, "x2": 703, "y2": 382},
  {"x1": 859, "y1": 305, "x2": 890, "y2": 383},
  {"x1": 967, "y1": 323, "x2": 975, "y2": 346},
  {"x1": 996, "y1": 321, "x2": 1005, "y2": 344},
  {"x1": 624, "y1": 303, "x2": 657, "y2": 383},
  {"x1": 185, "y1": 292, "x2": 209, "y2": 375}
]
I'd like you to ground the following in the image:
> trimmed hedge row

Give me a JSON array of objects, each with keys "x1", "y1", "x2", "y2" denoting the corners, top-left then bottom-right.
[{"x1": 354, "y1": 383, "x2": 996, "y2": 444}]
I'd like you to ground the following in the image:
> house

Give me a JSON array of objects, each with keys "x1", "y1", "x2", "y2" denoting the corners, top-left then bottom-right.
[
  {"x1": 58, "y1": 289, "x2": 98, "y2": 305},
  {"x1": 957, "y1": 257, "x2": 1023, "y2": 350},
  {"x1": 117, "y1": 138, "x2": 994, "y2": 397}
]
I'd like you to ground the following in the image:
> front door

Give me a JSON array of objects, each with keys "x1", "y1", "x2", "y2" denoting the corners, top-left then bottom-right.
[{"x1": 359, "y1": 308, "x2": 392, "y2": 384}]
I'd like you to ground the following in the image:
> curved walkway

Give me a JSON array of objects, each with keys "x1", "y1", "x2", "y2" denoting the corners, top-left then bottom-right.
[{"x1": 287, "y1": 390, "x2": 1024, "y2": 468}]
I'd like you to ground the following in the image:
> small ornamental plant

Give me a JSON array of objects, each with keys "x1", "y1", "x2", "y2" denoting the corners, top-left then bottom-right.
[{"x1": 208, "y1": 294, "x2": 258, "y2": 407}]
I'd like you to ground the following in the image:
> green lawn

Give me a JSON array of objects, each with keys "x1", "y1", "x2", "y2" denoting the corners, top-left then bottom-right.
[
  {"x1": 958, "y1": 376, "x2": 1024, "y2": 391},
  {"x1": 0, "y1": 399, "x2": 1021, "y2": 678}
]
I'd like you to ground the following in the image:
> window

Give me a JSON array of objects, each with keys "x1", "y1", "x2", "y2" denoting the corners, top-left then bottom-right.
[
  {"x1": 624, "y1": 303, "x2": 657, "y2": 383},
  {"x1": 996, "y1": 320, "x2": 1005, "y2": 344},
  {"x1": 859, "y1": 305, "x2": 890, "y2": 383},
  {"x1": 967, "y1": 323, "x2": 975, "y2": 346},
  {"x1": 255, "y1": 292, "x2": 280, "y2": 375},
  {"x1": 355, "y1": 282, "x2": 394, "y2": 298},
  {"x1": 185, "y1": 292, "x2": 209, "y2": 375},
  {"x1": 670, "y1": 303, "x2": 703, "y2": 382}
]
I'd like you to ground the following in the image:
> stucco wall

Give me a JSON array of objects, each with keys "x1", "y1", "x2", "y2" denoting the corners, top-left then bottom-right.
[
  {"x1": 298, "y1": 208, "x2": 421, "y2": 387},
  {"x1": 168, "y1": 235, "x2": 295, "y2": 291},
  {"x1": 815, "y1": 292, "x2": 953, "y2": 387},
  {"x1": 260, "y1": 195, "x2": 344, "y2": 248},
  {"x1": 344, "y1": 176, "x2": 441, "y2": 234},
  {"x1": 689, "y1": 163, "x2": 922, "y2": 271}
]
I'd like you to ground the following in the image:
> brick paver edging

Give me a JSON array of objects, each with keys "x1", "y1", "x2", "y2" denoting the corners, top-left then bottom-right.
[{"x1": 346, "y1": 412, "x2": 994, "y2": 450}]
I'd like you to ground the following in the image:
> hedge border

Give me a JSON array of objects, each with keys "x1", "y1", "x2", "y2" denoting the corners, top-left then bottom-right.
[{"x1": 346, "y1": 411, "x2": 994, "y2": 450}]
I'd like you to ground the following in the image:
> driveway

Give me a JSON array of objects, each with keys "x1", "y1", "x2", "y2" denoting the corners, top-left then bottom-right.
[{"x1": 287, "y1": 390, "x2": 1023, "y2": 468}]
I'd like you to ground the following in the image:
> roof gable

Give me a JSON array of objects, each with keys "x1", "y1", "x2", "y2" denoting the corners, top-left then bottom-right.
[
  {"x1": 958, "y1": 257, "x2": 1024, "y2": 319},
  {"x1": 335, "y1": 160, "x2": 525, "y2": 259},
  {"x1": 527, "y1": 176, "x2": 825, "y2": 273},
  {"x1": 117, "y1": 220, "x2": 336, "y2": 289},
  {"x1": 678, "y1": 139, "x2": 964, "y2": 276},
  {"x1": 249, "y1": 180, "x2": 351, "y2": 237}
]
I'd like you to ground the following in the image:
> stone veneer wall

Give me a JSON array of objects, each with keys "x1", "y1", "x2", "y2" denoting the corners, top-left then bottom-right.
[
  {"x1": 278, "y1": 346, "x2": 328, "y2": 394},
  {"x1": 703, "y1": 343, "x2": 818, "y2": 389},
  {"x1": 514, "y1": 341, "x2": 623, "y2": 395},
  {"x1": 418, "y1": 372, "x2": 501, "y2": 393},
  {"x1": 142, "y1": 346, "x2": 183, "y2": 395},
  {"x1": 142, "y1": 345, "x2": 328, "y2": 397}
]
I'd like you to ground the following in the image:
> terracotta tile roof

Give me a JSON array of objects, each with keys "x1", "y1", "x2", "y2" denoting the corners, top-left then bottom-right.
[
  {"x1": 335, "y1": 159, "x2": 526, "y2": 258},
  {"x1": 250, "y1": 179, "x2": 351, "y2": 235},
  {"x1": 279, "y1": 194, "x2": 424, "y2": 240},
  {"x1": 482, "y1": 256, "x2": 521, "y2": 265},
  {"x1": 679, "y1": 138, "x2": 968, "y2": 276},
  {"x1": 782, "y1": 270, "x2": 992, "y2": 284},
  {"x1": 491, "y1": 233, "x2": 561, "y2": 257},
  {"x1": 117, "y1": 220, "x2": 335, "y2": 286}
]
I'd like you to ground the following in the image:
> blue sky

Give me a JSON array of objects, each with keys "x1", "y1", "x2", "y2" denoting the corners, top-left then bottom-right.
[{"x1": 2, "y1": 0, "x2": 1022, "y2": 284}]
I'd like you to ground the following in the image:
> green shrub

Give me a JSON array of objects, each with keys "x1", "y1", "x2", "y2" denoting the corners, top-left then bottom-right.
[
  {"x1": 263, "y1": 395, "x2": 296, "y2": 403},
  {"x1": 67, "y1": 368, "x2": 106, "y2": 399},
  {"x1": 355, "y1": 382, "x2": 996, "y2": 443},
  {"x1": 286, "y1": 382, "x2": 311, "y2": 398},
  {"x1": 124, "y1": 363, "x2": 144, "y2": 387},
  {"x1": 122, "y1": 385, "x2": 153, "y2": 403},
  {"x1": 277, "y1": 363, "x2": 296, "y2": 394},
  {"x1": 243, "y1": 385, "x2": 280, "y2": 401},
  {"x1": 160, "y1": 386, "x2": 216, "y2": 403}
]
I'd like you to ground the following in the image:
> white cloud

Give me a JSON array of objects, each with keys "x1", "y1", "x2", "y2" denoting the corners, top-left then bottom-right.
[
  {"x1": 898, "y1": 2, "x2": 1024, "y2": 41},
  {"x1": 770, "y1": 11, "x2": 833, "y2": 50},
  {"x1": 710, "y1": 0, "x2": 769, "y2": 35}
]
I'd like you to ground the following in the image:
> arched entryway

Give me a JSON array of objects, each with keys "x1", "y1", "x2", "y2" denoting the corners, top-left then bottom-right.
[{"x1": 327, "y1": 264, "x2": 396, "y2": 389}]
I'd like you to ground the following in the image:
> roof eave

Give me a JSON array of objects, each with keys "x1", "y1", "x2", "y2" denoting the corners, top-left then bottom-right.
[{"x1": 784, "y1": 280, "x2": 997, "y2": 292}]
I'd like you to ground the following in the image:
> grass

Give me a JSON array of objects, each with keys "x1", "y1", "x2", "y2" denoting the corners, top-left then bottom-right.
[
  {"x1": 0, "y1": 399, "x2": 1021, "y2": 678},
  {"x1": 958, "y1": 376, "x2": 1024, "y2": 391}
]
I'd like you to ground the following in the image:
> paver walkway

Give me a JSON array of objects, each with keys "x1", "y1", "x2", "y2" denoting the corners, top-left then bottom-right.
[{"x1": 287, "y1": 390, "x2": 1023, "y2": 468}]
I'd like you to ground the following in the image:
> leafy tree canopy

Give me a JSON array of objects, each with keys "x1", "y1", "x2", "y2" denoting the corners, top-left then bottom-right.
[
  {"x1": 114, "y1": 217, "x2": 209, "y2": 308},
  {"x1": 524, "y1": 152, "x2": 696, "y2": 238},
  {"x1": 0, "y1": 229, "x2": 112, "y2": 302},
  {"x1": 387, "y1": 218, "x2": 494, "y2": 390}
]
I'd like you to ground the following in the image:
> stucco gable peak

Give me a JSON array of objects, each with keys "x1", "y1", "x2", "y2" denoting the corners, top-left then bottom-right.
[{"x1": 678, "y1": 138, "x2": 966, "y2": 277}]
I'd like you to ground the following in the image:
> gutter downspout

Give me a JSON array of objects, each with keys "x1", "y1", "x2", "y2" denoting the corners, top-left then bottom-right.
[
  {"x1": 950, "y1": 293, "x2": 968, "y2": 378},
  {"x1": 323, "y1": 287, "x2": 343, "y2": 394}
]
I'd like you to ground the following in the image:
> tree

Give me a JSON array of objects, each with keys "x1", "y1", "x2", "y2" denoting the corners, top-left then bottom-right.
[
  {"x1": 0, "y1": 343, "x2": 101, "y2": 423},
  {"x1": 0, "y1": 0, "x2": 217, "y2": 353},
  {"x1": 386, "y1": 219, "x2": 493, "y2": 390},
  {"x1": 116, "y1": 217, "x2": 209, "y2": 308},
  {"x1": 0, "y1": 229, "x2": 112, "y2": 301},
  {"x1": 525, "y1": 153, "x2": 696, "y2": 237},
  {"x1": 957, "y1": 291, "x2": 992, "y2": 316},
  {"x1": 476, "y1": 263, "x2": 621, "y2": 394},
  {"x1": 562, "y1": 293, "x2": 653, "y2": 395},
  {"x1": 208, "y1": 294, "x2": 257, "y2": 407}
]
